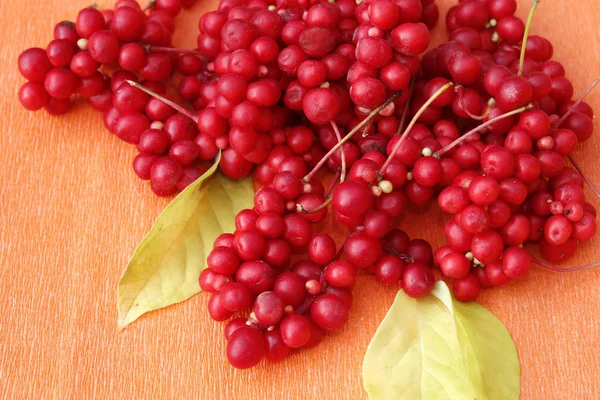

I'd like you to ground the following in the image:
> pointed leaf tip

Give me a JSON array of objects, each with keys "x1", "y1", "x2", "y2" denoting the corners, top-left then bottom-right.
[
  {"x1": 116, "y1": 155, "x2": 254, "y2": 328},
  {"x1": 363, "y1": 281, "x2": 520, "y2": 400}
]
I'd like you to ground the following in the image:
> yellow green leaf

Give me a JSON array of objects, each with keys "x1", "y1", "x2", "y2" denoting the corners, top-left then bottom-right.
[
  {"x1": 117, "y1": 156, "x2": 255, "y2": 328},
  {"x1": 363, "y1": 281, "x2": 520, "y2": 400}
]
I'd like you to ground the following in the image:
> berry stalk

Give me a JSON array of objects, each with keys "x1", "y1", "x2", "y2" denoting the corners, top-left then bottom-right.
[
  {"x1": 125, "y1": 80, "x2": 198, "y2": 123},
  {"x1": 302, "y1": 91, "x2": 402, "y2": 183},
  {"x1": 531, "y1": 254, "x2": 600, "y2": 272},
  {"x1": 146, "y1": 46, "x2": 203, "y2": 55},
  {"x1": 518, "y1": 0, "x2": 541, "y2": 76},
  {"x1": 330, "y1": 121, "x2": 346, "y2": 183},
  {"x1": 552, "y1": 74, "x2": 600, "y2": 130},
  {"x1": 435, "y1": 104, "x2": 533, "y2": 157},
  {"x1": 568, "y1": 155, "x2": 600, "y2": 199},
  {"x1": 396, "y1": 80, "x2": 415, "y2": 136},
  {"x1": 458, "y1": 87, "x2": 492, "y2": 120},
  {"x1": 379, "y1": 82, "x2": 454, "y2": 175},
  {"x1": 142, "y1": 0, "x2": 156, "y2": 12}
]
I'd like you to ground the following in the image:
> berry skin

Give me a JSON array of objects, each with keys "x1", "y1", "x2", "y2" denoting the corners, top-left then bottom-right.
[
  {"x1": 264, "y1": 328, "x2": 290, "y2": 362},
  {"x1": 440, "y1": 252, "x2": 471, "y2": 279},
  {"x1": 44, "y1": 68, "x2": 79, "y2": 99},
  {"x1": 345, "y1": 231, "x2": 382, "y2": 269},
  {"x1": 208, "y1": 292, "x2": 234, "y2": 322},
  {"x1": 235, "y1": 261, "x2": 275, "y2": 295},
  {"x1": 227, "y1": 327, "x2": 265, "y2": 369},
  {"x1": 471, "y1": 231, "x2": 504, "y2": 264},
  {"x1": 76, "y1": 7, "x2": 106, "y2": 38},
  {"x1": 402, "y1": 263, "x2": 435, "y2": 298},
  {"x1": 88, "y1": 30, "x2": 120, "y2": 64},
  {"x1": 375, "y1": 255, "x2": 405, "y2": 284},
  {"x1": 310, "y1": 293, "x2": 349, "y2": 332},
  {"x1": 273, "y1": 272, "x2": 306, "y2": 308},
  {"x1": 280, "y1": 315, "x2": 312, "y2": 348},
  {"x1": 333, "y1": 180, "x2": 375, "y2": 220},
  {"x1": 19, "y1": 82, "x2": 50, "y2": 111},
  {"x1": 453, "y1": 274, "x2": 481, "y2": 302},
  {"x1": 391, "y1": 23, "x2": 430, "y2": 55},
  {"x1": 220, "y1": 282, "x2": 252, "y2": 312},
  {"x1": 544, "y1": 215, "x2": 573, "y2": 245},
  {"x1": 207, "y1": 246, "x2": 240, "y2": 275},
  {"x1": 325, "y1": 260, "x2": 356, "y2": 288},
  {"x1": 19, "y1": 48, "x2": 53, "y2": 82},
  {"x1": 254, "y1": 291, "x2": 285, "y2": 326},
  {"x1": 224, "y1": 318, "x2": 248, "y2": 341},
  {"x1": 502, "y1": 247, "x2": 531, "y2": 279},
  {"x1": 308, "y1": 233, "x2": 336, "y2": 266}
]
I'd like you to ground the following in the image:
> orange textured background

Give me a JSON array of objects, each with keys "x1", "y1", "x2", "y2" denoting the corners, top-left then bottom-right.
[{"x1": 1, "y1": 0, "x2": 599, "y2": 399}]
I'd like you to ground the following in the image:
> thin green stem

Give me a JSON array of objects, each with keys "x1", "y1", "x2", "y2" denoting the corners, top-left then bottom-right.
[
  {"x1": 531, "y1": 254, "x2": 600, "y2": 272},
  {"x1": 435, "y1": 104, "x2": 533, "y2": 157},
  {"x1": 568, "y1": 155, "x2": 600, "y2": 200},
  {"x1": 518, "y1": 0, "x2": 541, "y2": 76},
  {"x1": 302, "y1": 91, "x2": 402, "y2": 183},
  {"x1": 126, "y1": 80, "x2": 198, "y2": 123},
  {"x1": 146, "y1": 46, "x2": 203, "y2": 55},
  {"x1": 142, "y1": 0, "x2": 156, "y2": 12},
  {"x1": 395, "y1": 79, "x2": 415, "y2": 136},
  {"x1": 330, "y1": 121, "x2": 346, "y2": 183},
  {"x1": 379, "y1": 82, "x2": 453, "y2": 175},
  {"x1": 552, "y1": 75, "x2": 600, "y2": 130}
]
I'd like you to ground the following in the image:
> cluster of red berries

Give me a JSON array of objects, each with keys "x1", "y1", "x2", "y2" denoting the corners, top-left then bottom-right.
[
  {"x1": 410, "y1": 0, "x2": 597, "y2": 301},
  {"x1": 17, "y1": 0, "x2": 220, "y2": 195},
  {"x1": 197, "y1": 0, "x2": 598, "y2": 369},
  {"x1": 17, "y1": 0, "x2": 599, "y2": 370}
]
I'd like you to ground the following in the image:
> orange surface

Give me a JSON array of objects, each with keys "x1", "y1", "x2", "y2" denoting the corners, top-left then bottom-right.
[{"x1": 1, "y1": 0, "x2": 599, "y2": 399}]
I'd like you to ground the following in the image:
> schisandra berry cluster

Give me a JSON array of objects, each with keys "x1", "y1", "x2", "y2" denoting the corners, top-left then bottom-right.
[
  {"x1": 17, "y1": 0, "x2": 212, "y2": 195},
  {"x1": 17, "y1": 0, "x2": 599, "y2": 369}
]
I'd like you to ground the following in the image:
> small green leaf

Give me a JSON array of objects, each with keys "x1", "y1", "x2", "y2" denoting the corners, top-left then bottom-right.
[
  {"x1": 117, "y1": 156, "x2": 254, "y2": 328},
  {"x1": 363, "y1": 281, "x2": 520, "y2": 400}
]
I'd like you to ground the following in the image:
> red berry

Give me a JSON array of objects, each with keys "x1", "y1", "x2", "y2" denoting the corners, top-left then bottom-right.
[
  {"x1": 227, "y1": 327, "x2": 265, "y2": 369},
  {"x1": 453, "y1": 274, "x2": 481, "y2": 302},
  {"x1": 402, "y1": 263, "x2": 435, "y2": 298},
  {"x1": 279, "y1": 315, "x2": 311, "y2": 348},
  {"x1": 310, "y1": 293, "x2": 349, "y2": 332}
]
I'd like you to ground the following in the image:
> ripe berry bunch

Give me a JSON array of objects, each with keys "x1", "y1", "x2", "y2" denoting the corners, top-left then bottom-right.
[
  {"x1": 16, "y1": 0, "x2": 441, "y2": 196},
  {"x1": 202, "y1": 149, "x2": 437, "y2": 368},
  {"x1": 18, "y1": 1, "x2": 196, "y2": 114},
  {"x1": 394, "y1": 0, "x2": 599, "y2": 301},
  {"x1": 197, "y1": 0, "x2": 599, "y2": 368},
  {"x1": 16, "y1": 0, "x2": 225, "y2": 196},
  {"x1": 17, "y1": 0, "x2": 600, "y2": 370}
]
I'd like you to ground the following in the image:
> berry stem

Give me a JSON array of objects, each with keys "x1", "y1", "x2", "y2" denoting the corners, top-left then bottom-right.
[
  {"x1": 395, "y1": 79, "x2": 415, "y2": 136},
  {"x1": 330, "y1": 121, "x2": 346, "y2": 183},
  {"x1": 531, "y1": 254, "x2": 600, "y2": 272},
  {"x1": 379, "y1": 82, "x2": 454, "y2": 175},
  {"x1": 145, "y1": 45, "x2": 203, "y2": 55},
  {"x1": 333, "y1": 243, "x2": 345, "y2": 262},
  {"x1": 294, "y1": 295, "x2": 316, "y2": 315},
  {"x1": 297, "y1": 196, "x2": 333, "y2": 214},
  {"x1": 325, "y1": 170, "x2": 342, "y2": 197},
  {"x1": 302, "y1": 91, "x2": 402, "y2": 183},
  {"x1": 518, "y1": 0, "x2": 541, "y2": 76},
  {"x1": 458, "y1": 87, "x2": 492, "y2": 120},
  {"x1": 125, "y1": 80, "x2": 198, "y2": 123},
  {"x1": 435, "y1": 104, "x2": 533, "y2": 157},
  {"x1": 142, "y1": 0, "x2": 156, "y2": 12},
  {"x1": 552, "y1": 74, "x2": 600, "y2": 130},
  {"x1": 568, "y1": 155, "x2": 600, "y2": 199},
  {"x1": 381, "y1": 240, "x2": 415, "y2": 263}
]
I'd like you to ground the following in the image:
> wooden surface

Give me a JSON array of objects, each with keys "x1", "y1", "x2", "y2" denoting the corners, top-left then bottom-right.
[{"x1": 1, "y1": 0, "x2": 599, "y2": 399}]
